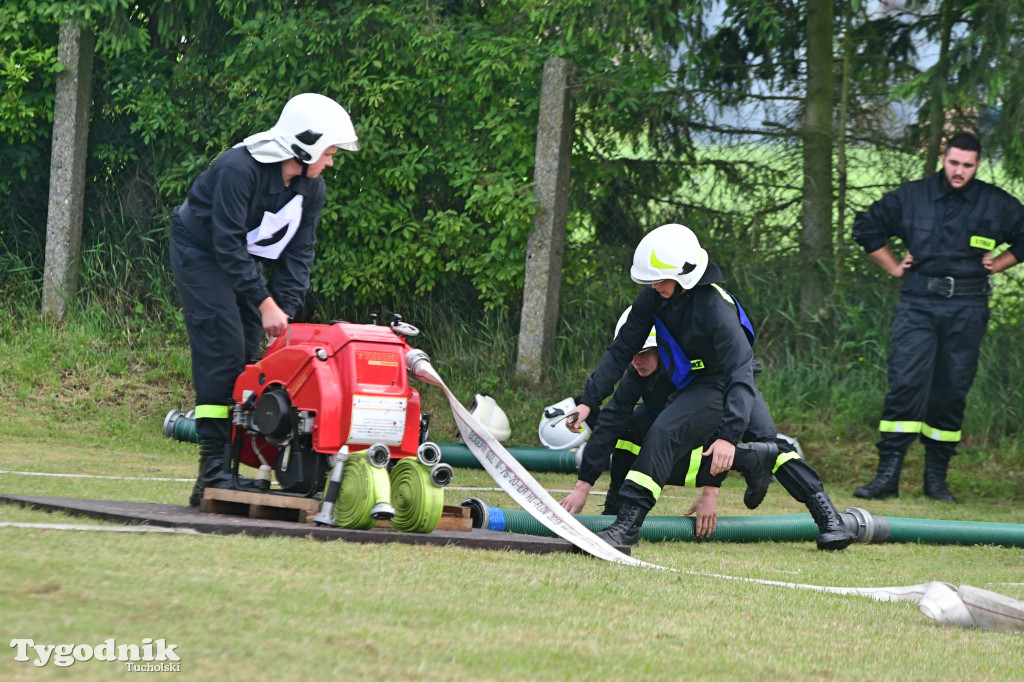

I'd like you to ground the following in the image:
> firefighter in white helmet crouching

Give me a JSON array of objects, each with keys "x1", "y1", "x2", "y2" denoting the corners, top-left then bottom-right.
[
  {"x1": 169, "y1": 93, "x2": 360, "y2": 506},
  {"x1": 561, "y1": 224, "x2": 853, "y2": 550},
  {"x1": 561, "y1": 305, "x2": 854, "y2": 550}
]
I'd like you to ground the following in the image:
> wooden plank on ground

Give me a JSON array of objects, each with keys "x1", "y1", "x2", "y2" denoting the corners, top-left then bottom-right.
[{"x1": 0, "y1": 494, "x2": 620, "y2": 556}]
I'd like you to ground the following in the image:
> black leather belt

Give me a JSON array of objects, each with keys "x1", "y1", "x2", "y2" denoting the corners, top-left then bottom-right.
[{"x1": 903, "y1": 274, "x2": 990, "y2": 298}]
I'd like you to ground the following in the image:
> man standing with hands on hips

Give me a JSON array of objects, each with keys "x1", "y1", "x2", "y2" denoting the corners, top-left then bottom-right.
[
  {"x1": 852, "y1": 132, "x2": 1024, "y2": 503},
  {"x1": 169, "y1": 93, "x2": 360, "y2": 506}
]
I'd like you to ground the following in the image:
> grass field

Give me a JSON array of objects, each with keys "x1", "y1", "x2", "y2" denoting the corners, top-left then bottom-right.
[
  {"x1": 2, "y1": 415, "x2": 1023, "y2": 680},
  {"x1": 1, "y1": 311, "x2": 1023, "y2": 680}
]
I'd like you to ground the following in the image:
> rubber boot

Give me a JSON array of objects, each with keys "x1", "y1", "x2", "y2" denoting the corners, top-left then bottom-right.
[
  {"x1": 730, "y1": 441, "x2": 777, "y2": 510},
  {"x1": 189, "y1": 440, "x2": 261, "y2": 507},
  {"x1": 596, "y1": 502, "x2": 649, "y2": 547},
  {"x1": 806, "y1": 491, "x2": 855, "y2": 551},
  {"x1": 602, "y1": 479, "x2": 623, "y2": 517},
  {"x1": 853, "y1": 455, "x2": 903, "y2": 499},
  {"x1": 923, "y1": 448, "x2": 956, "y2": 503}
]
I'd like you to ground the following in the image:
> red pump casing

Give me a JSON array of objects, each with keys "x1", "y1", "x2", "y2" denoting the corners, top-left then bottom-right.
[{"x1": 232, "y1": 322, "x2": 421, "y2": 470}]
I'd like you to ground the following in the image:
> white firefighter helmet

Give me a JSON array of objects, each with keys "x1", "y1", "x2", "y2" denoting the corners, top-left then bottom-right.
[
  {"x1": 614, "y1": 306, "x2": 656, "y2": 350},
  {"x1": 241, "y1": 93, "x2": 360, "y2": 164},
  {"x1": 538, "y1": 397, "x2": 590, "y2": 449},
  {"x1": 630, "y1": 223, "x2": 708, "y2": 290},
  {"x1": 468, "y1": 394, "x2": 511, "y2": 443}
]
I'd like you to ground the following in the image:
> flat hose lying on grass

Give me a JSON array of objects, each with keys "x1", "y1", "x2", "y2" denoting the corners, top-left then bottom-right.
[{"x1": 463, "y1": 501, "x2": 1024, "y2": 548}]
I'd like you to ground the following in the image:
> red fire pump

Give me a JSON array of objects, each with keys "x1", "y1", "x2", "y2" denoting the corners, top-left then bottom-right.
[{"x1": 226, "y1": 315, "x2": 453, "y2": 532}]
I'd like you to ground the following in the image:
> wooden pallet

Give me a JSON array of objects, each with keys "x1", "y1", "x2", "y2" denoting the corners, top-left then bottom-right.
[
  {"x1": 201, "y1": 488, "x2": 321, "y2": 524},
  {"x1": 201, "y1": 488, "x2": 471, "y2": 532}
]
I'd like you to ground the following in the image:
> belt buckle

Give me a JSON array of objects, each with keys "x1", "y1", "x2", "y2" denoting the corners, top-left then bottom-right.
[
  {"x1": 940, "y1": 276, "x2": 955, "y2": 298},
  {"x1": 927, "y1": 276, "x2": 955, "y2": 298}
]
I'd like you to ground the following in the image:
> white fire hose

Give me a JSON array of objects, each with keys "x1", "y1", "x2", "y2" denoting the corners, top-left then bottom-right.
[{"x1": 406, "y1": 349, "x2": 1024, "y2": 633}]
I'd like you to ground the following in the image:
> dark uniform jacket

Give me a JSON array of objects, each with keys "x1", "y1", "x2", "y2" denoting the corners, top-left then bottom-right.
[
  {"x1": 577, "y1": 366, "x2": 675, "y2": 485},
  {"x1": 170, "y1": 146, "x2": 326, "y2": 317},
  {"x1": 579, "y1": 261, "x2": 756, "y2": 450},
  {"x1": 852, "y1": 171, "x2": 1024, "y2": 282}
]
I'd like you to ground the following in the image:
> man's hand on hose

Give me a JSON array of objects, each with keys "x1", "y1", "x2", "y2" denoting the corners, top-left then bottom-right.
[{"x1": 684, "y1": 487, "x2": 720, "y2": 538}]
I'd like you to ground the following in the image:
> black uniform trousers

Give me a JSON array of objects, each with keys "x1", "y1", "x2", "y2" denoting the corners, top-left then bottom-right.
[
  {"x1": 878, "y1": 294, "x2": 989, "y2": 458},
  {"x1": 616, "y1": 380, "x2": 725, "y2": 510},
  {"x1": 608, "y1": 405, "x2": 727, "y2": 494},
  {"x1": 170, "y1": 235, "x2": 264, "y2": 442},
  {"x1": 611, "y1": 385, "x2": 825, "y2": 507}
]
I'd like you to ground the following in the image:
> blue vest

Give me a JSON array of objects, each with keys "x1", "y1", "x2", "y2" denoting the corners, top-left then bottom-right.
[{"x1": 653, "y1": 284, "x2": 755, "y2": 390}]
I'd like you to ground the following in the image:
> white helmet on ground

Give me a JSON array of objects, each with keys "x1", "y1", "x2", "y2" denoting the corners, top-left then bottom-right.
[
  {"x1": 241, "y1": 93, "x2": 360, "y2": 164},
  {"x1": 538, "y1": 397, "x2": 590, "y2": 449},
  {"x1": 614, "y1": 306, "x2": 656, "y2": 350},
  {"x1": 630, "y1": 223, "x2": 708, "y2": 290},
  {"x1": 468, "y1": 394, "x2": 511, "y2": 443}
]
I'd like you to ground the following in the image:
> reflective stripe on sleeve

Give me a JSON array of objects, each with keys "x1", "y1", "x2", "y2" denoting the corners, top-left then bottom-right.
[{"x1": 614, "y1": 439, "x2": 642, "y2": 456}]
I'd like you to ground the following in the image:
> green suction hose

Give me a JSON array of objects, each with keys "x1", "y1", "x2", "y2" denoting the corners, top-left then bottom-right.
[
  {"x1": 471, "y1": 503, "x2": 1024, "y2": 548},
  {"x1": 437, "y1": 443, "x2": 579, "y2": 472},
  {"x1": 389, "y1": 458, "x2": 444, "y2": 533},
  {"x1": 162, "y1": 411, "x2": 581, "y2": 474},
  {"x1": 163, "y1": 410, "x2": 197, "y2": 443}
]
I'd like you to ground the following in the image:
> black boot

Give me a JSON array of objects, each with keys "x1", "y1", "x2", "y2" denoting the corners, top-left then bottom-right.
[
  {"x1": 596, "y1": 503, "x2": 649, "y2": 547},
  {"x1": 806, "y1": 491, "x2": 855, "y2": 551},
  {"x1": 189, "y1": 440, "x2": 261, "y2": 507},
  {"x1": 731, "y1": 441, "x2": 777, "y2": 510},
  {"x1": 853, "y1": 455, "x2": 903, "y2": 499},
  {"x1": 602, "y1": 480, "x2": 622, "y2": 517},
  {"x1": 923, "y1": 450, "x2": 956, "y2": 503}
]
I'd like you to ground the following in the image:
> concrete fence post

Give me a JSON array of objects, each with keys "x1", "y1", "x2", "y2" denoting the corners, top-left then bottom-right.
[
  {"x1": 43, "y1": 21, "x2": 95, "y2": 319},
  {"x1": 516, "y1": 57, "x2": 575, "y2": 382}
]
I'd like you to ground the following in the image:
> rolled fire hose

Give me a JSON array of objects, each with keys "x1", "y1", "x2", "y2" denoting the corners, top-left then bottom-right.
[
  {"x1": 333, "y1": 452, "x2": 392, "y2": 530},
  {"x1": 389, "y1": 458, "x2": 444, "y2": 533},
  {"x1": 471, "y1": 504, "x2": 1024, "y2": 548}
]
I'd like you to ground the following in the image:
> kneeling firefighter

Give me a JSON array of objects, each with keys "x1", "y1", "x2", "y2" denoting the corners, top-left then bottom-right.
[
  {"x1": 563, "y1": 224, "x2": 853, "y2": 549},
  {"x1": 562, "y1": 304, "x2": 854, "y2": 551},
  {"x1": 169, "y1": 93, "x2": 360, "y2": 506}
]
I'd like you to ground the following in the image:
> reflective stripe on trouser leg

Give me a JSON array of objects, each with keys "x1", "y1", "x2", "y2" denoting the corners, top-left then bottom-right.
[
  {"x1": 772, "y1": 449, "x2": 801, "y2": 473},
  {"x1": 878, "y1": 420, "x2": 923, "y2": 435},
  {"x1": 773, "y1": 457, "x2": 825, "y2": 504},
  {"x1": 921, "y1": 424, "x2": 961, "y2": 443},
  {"x1": 618, "y1": 381, "x2": 723, "y2": 510},
  {"x1": 194, "y1": 405, "x2": 230, "y2": 419},
  {"x1": 624, "y1": 470, "x2": 662, "y2": 501}
]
